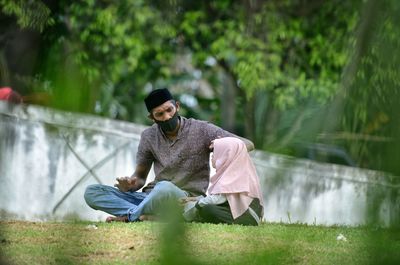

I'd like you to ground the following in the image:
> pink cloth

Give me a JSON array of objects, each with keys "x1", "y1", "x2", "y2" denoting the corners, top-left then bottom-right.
[
  {"x1": 0, "y1": 87, "x2": 22, "y2": 103},
  {"x1": 208, "y1": 137, "x2": 264, "y2": 219}
]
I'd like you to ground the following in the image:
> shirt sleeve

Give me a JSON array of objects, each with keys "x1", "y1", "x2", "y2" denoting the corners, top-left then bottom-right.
[
  {"x1": 135, "y1": 130, "x2": 154, "y2": 167},
  {"x1": 198, "y1": 194, "x2": 227, "y2": 207},
  {"x1": 202, "y1": 122, "x2": 236, "y2": 142}
]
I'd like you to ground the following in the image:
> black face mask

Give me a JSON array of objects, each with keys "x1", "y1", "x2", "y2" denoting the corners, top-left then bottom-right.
[{"x1": 155, "y1": 111, "x2": 180, "y2": 133}]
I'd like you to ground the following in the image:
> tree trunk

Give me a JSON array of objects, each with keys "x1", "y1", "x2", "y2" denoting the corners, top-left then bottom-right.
[{"x1": 219, "y1": 71, "x2": 236, "y2": 133}]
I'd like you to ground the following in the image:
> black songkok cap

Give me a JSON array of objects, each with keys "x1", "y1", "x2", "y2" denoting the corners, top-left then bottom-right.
[{"x1": 144, "y1": 88, "x2": 173, "y2": 112}]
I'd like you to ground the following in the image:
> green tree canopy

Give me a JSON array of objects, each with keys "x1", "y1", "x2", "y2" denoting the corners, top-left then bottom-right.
[{"x1": 1, "y1": 0, "x2": 399, "y2": 176}]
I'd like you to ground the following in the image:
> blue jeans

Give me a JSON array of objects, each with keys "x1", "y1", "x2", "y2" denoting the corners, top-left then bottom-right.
[{"x1": 84, "y1": 181, "x2": 187, "y2": 221}]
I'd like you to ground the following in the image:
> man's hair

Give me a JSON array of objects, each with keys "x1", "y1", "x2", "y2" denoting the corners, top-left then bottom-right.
[{"x1": 144, "y1": 88, "x2": 173, "y2": 112}]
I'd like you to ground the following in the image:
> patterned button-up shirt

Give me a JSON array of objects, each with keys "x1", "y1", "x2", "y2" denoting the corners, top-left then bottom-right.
[{"x1": 136, "y1": 116, "x2": 235, "y2": 196}]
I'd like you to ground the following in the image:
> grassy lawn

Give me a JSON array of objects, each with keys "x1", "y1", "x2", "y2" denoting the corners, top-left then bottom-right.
[{"x1": 0, "y1": 220, "x2": 399, "y2": 265}]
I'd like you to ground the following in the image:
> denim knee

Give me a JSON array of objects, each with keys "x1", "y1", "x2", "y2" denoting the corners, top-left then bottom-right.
[
  {"x1": 152, "y1": 181, "x2": 184, "y2": 200},
  {"x1": 84, "y1": 184, "x2": 102, "y2": 207},
  {"x1": 153, "y1": 181, "x2": 176, "y2": 192}
]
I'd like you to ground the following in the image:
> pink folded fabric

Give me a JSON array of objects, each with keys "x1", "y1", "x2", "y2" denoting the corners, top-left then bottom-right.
[{"x1": 208, "y1": 137, "x2": 264, "y2": 219}]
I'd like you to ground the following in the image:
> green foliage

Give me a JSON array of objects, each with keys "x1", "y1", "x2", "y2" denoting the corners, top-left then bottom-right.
[
  {"x1": 60, "y1": 0, "x2": 180, "y2": 120},
  {"x1": 171, "y1": 0, "x2": 363, "y2": 153},
  {"x1": 1, "y1": 0, "x2": 358, "y2": 124},
  {"x1": 1, "y1": 0, "x2": 399, "y2": 173},
  {"x1": 179, "y1": 1, "x2": 357, "y2": 107},
  {"x1": 339, "y1": 0, "x2": 400, "y2": 173},
  {"x1": 0, "y1": 0, "x2": 54, "y2": 32}
]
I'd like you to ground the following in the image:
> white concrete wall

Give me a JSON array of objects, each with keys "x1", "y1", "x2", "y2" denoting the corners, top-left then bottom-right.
[{"x1": 1, "y1": 101, "x2": 398, "y2": 225}]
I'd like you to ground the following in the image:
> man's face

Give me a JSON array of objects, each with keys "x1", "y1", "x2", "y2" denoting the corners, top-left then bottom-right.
[{"x1": 150, "y1": 100, "x2": 179, "y2": 122}]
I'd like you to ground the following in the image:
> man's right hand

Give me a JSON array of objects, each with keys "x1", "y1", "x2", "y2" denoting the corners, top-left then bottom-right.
[{"x1": 114, "y1": 176, "x2": 139, "y2": 192}]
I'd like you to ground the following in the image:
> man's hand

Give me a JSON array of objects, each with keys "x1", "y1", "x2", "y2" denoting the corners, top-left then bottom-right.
[
  {"x1": 178, "y1": 196, "x2": 200, "y2": 206},
  {"x1": 114, "y1": 176, "x2": 139, "y2": 192},
  {"x1": 209, "y1": 140, "x2": 214, "y2": 151},
  {"x1": 209, "y1": 136, "x2": 222, "y2": 151}
]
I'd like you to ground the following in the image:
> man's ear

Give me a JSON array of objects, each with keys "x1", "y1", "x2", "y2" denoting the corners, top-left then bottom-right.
[
  {"x1": 147, "y1": 113, "x2": 155, "y2": 121},
  {"x1": 175, "y1": 101, "x2": 180, "y2": 112}
]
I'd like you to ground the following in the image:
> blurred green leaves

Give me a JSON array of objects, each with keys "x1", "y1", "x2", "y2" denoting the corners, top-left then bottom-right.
[
  {"x1": 1, "y1": 0, "x2": 399, "y2": 174},
  {"x1": 0, "y1": 0, "x2": 54, "y2": 32}
]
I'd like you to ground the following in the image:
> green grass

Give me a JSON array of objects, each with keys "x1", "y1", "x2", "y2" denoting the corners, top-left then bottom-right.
[{"x1": 0, "y1": 221, "x2": 399, "y2": 265}]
